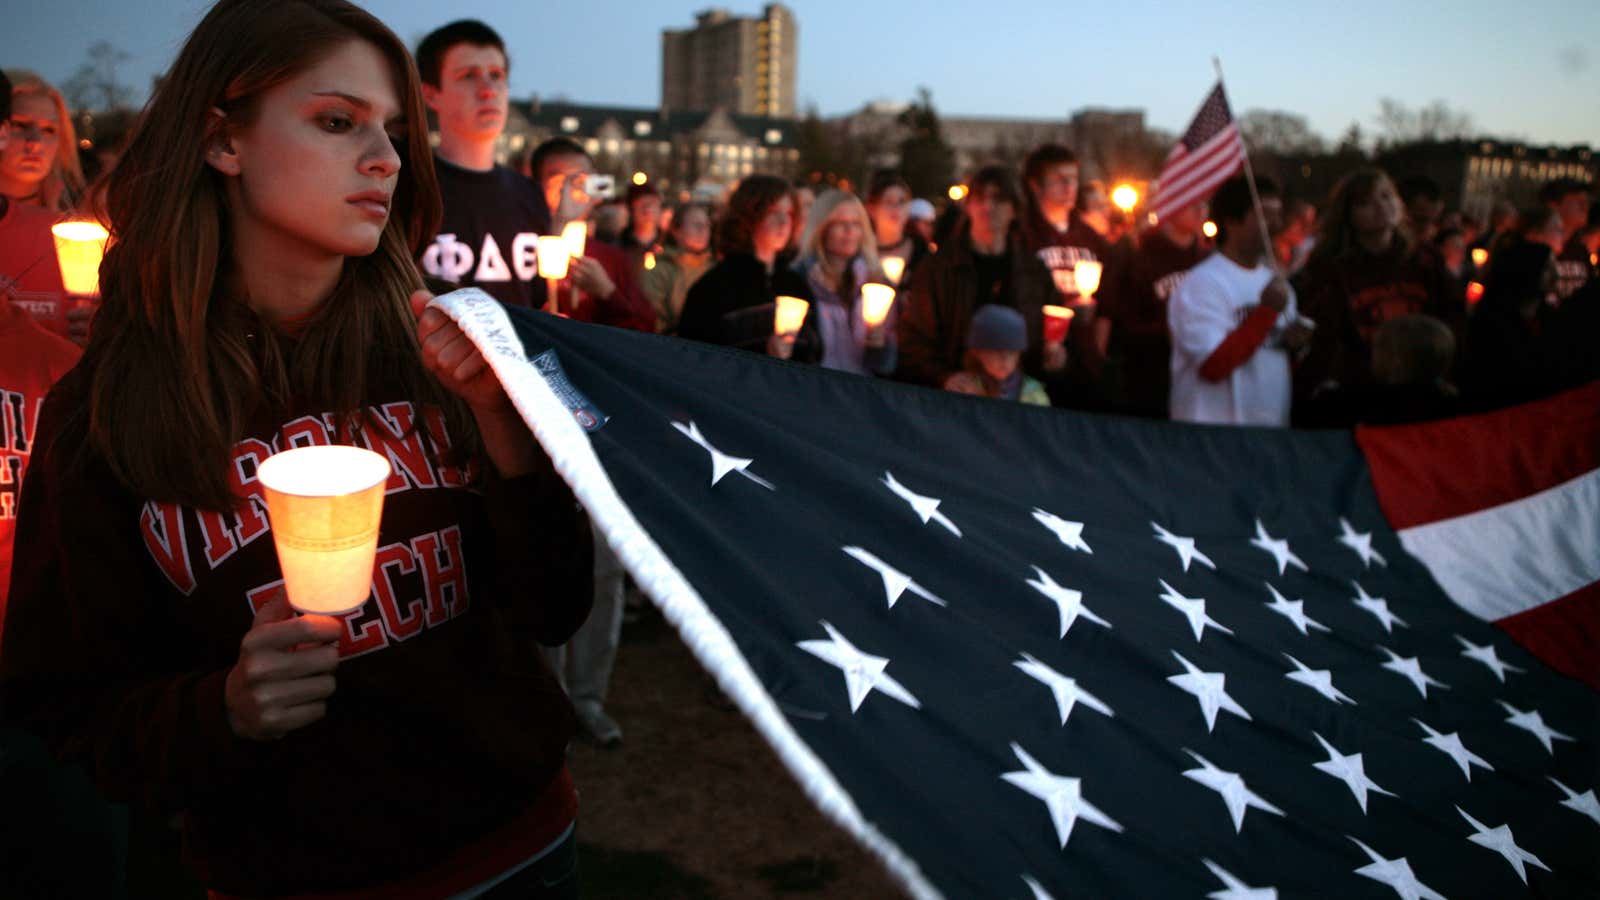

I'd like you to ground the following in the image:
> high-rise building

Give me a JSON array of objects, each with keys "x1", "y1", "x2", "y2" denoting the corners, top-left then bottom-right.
[{"x1": 662, "y1": 5, "x2": 796, "y2": 118}]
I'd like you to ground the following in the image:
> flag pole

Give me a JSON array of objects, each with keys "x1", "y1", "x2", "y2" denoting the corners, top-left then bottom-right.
[{"x1": 1212, "y1": 57, "x2": 1278, "y2": 271}]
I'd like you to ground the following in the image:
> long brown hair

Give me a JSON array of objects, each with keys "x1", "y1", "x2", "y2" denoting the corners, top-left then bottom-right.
[
  {"x1": 1308, "y1": 167, "x2": 1413, "y2": 268},
  {"x1": 74, "y1": 0, "x2": 462, "y2": 511},
  {"x1": 716, "y1": 174, "x2": 794, "y2": 256}
]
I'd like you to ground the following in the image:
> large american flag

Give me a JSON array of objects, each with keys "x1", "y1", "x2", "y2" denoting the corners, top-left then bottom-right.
[
  {"x1": 1152, "y1": 82, "x2": 1248, "y2": 221},
  {"x1": 439, "y1": 290, "x2": 1598, "y2": 899}
]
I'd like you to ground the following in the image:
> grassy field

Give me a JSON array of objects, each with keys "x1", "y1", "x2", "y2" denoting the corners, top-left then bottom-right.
[{"x1": 569, "y1": 605, "x2": 901, "y2": 898}]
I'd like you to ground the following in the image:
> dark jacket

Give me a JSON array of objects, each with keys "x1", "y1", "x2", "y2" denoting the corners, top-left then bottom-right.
[
  {"x1": 895, "y1": 223, "x2": 1064, "y2": 389},
  {"x1": 677, "y1": 252, "x2": 821, "y2": 362}
]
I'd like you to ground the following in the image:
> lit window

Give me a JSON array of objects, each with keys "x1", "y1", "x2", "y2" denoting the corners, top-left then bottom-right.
[
  {"x1": 585, "y1": 138, "x2": 600, "y2": 155},
  {"x1": 765, "y1": 128, "x2": 782, "y2": 144},
  {"x1": 560, "y1": 116, "x2": 579, "y2": 133},
  {"x1": 634, "y1": 121, "x2": 652, "y2": 137}
]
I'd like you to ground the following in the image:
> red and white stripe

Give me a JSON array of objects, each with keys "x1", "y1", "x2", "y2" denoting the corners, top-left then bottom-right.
[
  {"x1": 1357, "y1": 383, "x2": 1600, "y2": 689},
  {"x1": 1152, "y1": 124, "x2": 1245, "y2": 221}
]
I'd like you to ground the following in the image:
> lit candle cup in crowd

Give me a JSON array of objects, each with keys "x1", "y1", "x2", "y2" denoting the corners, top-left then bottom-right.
[
  {"x1": 1471, "y1": 247, "x2": 1488, "y2": 268},
  {"x1": 644, "y1": 251, "x2": 657, "y2": 271},
  {"x1": 1072, "y1": 259, "x2": 1103, "y2": 306},
  {"x1": 860, "y1": 282, "x2": 896, "y2": 327},
  {"x1": 1466, "y1": 281, "x2": 1485, "y2": 305},
  {"x1": 537, "y1": 235, "x2": 569, "y2": 314},
  {"x1": 257, "y1": 445, "x2": 392, "y2": 616},
  {"x1": 1042, "y1": 305, "x2": 1075, "y2": 344},
  {"x1": 881, "y1": 256, "x2": 906, "y2": 287},
  {"x1": 561, "y1": 220, "x2": 588, "y2": 260},
  {"x1": 50, "y1": 219, "x2": 111, "y2": 298},
  {"x1": 773, "y1": 294, "x2": 809, "y2": 335}
]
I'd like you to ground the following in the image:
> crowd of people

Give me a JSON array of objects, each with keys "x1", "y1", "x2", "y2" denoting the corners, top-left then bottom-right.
[{"x1": 1, "y1": 1, "x2": 1598, "y2": 897}]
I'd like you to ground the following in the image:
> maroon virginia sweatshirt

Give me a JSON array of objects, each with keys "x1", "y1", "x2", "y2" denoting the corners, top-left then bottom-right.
[{"x1": 1, "y1": 367, "x2": 593, "y2": 897}]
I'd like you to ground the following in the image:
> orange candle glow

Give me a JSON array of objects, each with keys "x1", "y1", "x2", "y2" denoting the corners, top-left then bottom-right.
[
  {"x1": 561, "y1": 221, "x2": 588, "y2": 260},
  {"x1": 1073, "y1": 259, "x2": 1103, "y2": 299},
  {"x1": 257, "y1": 446, "x2": 391, "y2": 616},
  {"x1": 1466, "y1": 281, "x2": 1485, "y2": 305},
  {"x1": 1471, "y1": 247, "x2": 1488, "y2": 268},
  {"x1": 881, "y1": 256, "x2": 906, "y2": 286},
  {"x1": 537, "y1": 235, "x2": 570, "y2": 280},
  {"x1": 861, "y1": 283, "x2": 896, "y2": 327},
  {"x1": 774, "y1": 295, "x2": 809, "y2": 335},
  {"x1": 644, "y1": 251, "x2": 657, "y2": 271},
  {"x1": 1043, "y1": 305, "x2": 1075, "y2": 344},
  {"x1": 50, "y1": 220, "x2": 110, "y2": 297}
]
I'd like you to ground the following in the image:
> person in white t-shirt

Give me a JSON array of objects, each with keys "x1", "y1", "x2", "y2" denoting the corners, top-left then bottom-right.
[{"x1": 1168, "y1": 175, "x2": 1311, "y2": 425}]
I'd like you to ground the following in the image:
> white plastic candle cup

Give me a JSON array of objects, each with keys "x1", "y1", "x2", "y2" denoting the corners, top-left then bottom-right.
[
  {"x1": 50, "y1": 220, "x2": 110, "y2": 297},
  {"x1": 774, "y1": 295, "x2": 809, "y2": 335},
  {"x1": 1043, "y1": 305, "x2": 1075, "y2": 344},
  {"x1": 1073, "y1": 259, "x2": 1103, "y2": 298},
  {"x1": 881, "y1": 256, "x2": 906, "y2": 286},
  {"x1": 861, "y1": 283, "x2": 897, "y2": 327},
  {"x1": 537, "y1": 235, "x2": 570, "y2": 279},
  {"x1": 257, "y1": 446, "x2": 391, "y2": 616},
  {"x1": 561, "y1": 220, "x2": 588, "y2": 259}
]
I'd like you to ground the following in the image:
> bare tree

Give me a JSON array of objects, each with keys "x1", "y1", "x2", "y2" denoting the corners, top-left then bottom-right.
[
  {"x1": 1373, "y1": 98, "x2": 1473, "y2": 146},
  {"x1": 63, "y1": 41, "x2": 134, "y2": 112},
  {"x1": 1239, "y1": 109, "x2": 1326, "y2": 156}
]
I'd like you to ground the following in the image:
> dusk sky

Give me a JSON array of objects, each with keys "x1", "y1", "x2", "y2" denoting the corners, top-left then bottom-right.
[{"x1": 9, "y1": 0, "x2": 1598, "y2": 147}]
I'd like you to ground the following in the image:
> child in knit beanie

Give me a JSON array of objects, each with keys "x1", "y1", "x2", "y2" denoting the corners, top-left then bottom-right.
[{"x1": 944, "y1": 304, "x2": 1051, "y2": 406}]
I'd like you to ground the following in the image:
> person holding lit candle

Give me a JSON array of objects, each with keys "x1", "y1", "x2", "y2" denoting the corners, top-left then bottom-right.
[
  {"x1": 679, "y1": 174, "x2": 819, "y2": 360},
  {"x1": 865, "y1": 169, "x2": 930, "y2": 289},
  {"x1": 897, "y1": 165, "x2": 1062, "y2": 398},
  {"x1": 528, "y1": 137, "x2": 656, "y2": 330},
  {"x1": 1, "y1": 4, "x2": 595, "y2": 896},
  {"x1": 790, "y1": 189, "x2": 898, "y2": 376}
]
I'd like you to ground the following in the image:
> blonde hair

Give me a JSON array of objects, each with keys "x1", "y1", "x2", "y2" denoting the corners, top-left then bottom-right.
[
  {"x1": 798, "y1": 188, "x2": 881, "y2": 277},
  {"x1": 4, "y1": 69, "x2": 86, "y2": 211}
]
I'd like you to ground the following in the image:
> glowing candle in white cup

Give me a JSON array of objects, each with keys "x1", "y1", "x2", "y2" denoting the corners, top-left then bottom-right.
[
  {"x1": 561, "y1": 220, "x2": 588, "y2": 260},
  {"x1": 536, "y1": 236, "x2": 570, "y2": 280},
  {"x1": 774, "y1": 295, "x2": 809, "y2": 335},
  {"x1": 1073, "y1": 259, "x2": 1103, "y2": 301},
  {"x1": 50, "y1": 220, "x2": 110, "y2": 297},
  {"x1": 256, "y1": 445, "x2": 392, "y2": 616},
  {"x1": 881, "y1": 256, "x2": 906, "y2": 286},
  {"x1": 861, "y1": 283, "x2": 896, "y2": 327}
]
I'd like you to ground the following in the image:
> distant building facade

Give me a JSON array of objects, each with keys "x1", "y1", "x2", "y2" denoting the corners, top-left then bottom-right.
[
  {"x1": 512, "y1": 99, "x2": 802, "y2": 198},
  {"x1": 662, "y1": 5, "x2": 797, "y2": 118},
  {"x1": 1276, "y1": 140, "x2": 1596, "y2": 218},
  {"x1": 1378, "y1": 140, "x2": 1595, "y2": 220},
  {"x1": 829, "y1": 103, "x2": 1149, "y2": 184}
]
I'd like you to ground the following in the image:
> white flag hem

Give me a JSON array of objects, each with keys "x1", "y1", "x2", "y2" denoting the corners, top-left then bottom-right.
[{"x1": 428, "y1": 289, "x2": 942, "y2": 900}]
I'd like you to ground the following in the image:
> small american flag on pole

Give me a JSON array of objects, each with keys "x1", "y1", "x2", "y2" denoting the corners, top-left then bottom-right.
[{"x1": 1152, "y1": 82, "x2": 1247, "y2": 221}]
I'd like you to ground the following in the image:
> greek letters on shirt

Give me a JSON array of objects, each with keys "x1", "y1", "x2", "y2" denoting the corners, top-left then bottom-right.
[
  {"x1": 137, "y1": 402, "x2": 479, "y2": 659},
  {"x1": 421, "y1": 232, "x2": 542, "y2": 284},
  {"x1": 0, "y1": 389, "x2": 42, "y2": 521}
]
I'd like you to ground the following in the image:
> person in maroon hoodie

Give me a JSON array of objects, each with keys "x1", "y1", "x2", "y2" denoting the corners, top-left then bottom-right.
[
  {"x1": 0, "y1": 2, "x2": 593, "y2": 896},
  {"x1": 531, "y1": 137, "x2": 657, "y2": 333},
  {"x1": 1292, "y1": 167, "x2": 1461, "y2": 423}
]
